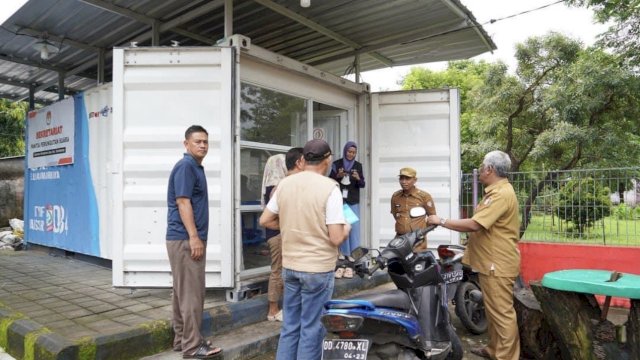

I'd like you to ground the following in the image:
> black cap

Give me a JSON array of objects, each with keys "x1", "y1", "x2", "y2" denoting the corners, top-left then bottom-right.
[{"x1": 303, "y1": 139, "x2": 332, "y2": 161}]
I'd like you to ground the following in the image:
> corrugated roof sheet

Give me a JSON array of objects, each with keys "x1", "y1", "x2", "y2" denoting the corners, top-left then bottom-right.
[{"x1": 0, "y1": 0, "x2": 495, "y2": 104}]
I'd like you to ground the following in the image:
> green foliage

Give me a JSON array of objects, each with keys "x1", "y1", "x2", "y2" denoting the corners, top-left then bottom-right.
[
  {"x1": 240, "y1": 84, "x2": 306, "y2": 145},
  {"x1": 467, "y1": 32, "x2": 640, "y2": 172},
  {"x1": 557, "y1": 178, "x2": 612, "y2": 233},
  {"x1": 566, "y1": 0, "x2": 640, "y2": 68},
  {"x1": 0, "y1": 99, "x2": 27, "y2": 157},
  {"x1": 612, "y1": 204, "x2": 640, "y2": 220},
  {"x1": 24, "y1": 328, "x2": 52, "y2": 360},
  {"x1": 76, "y1": 336, "x2": 97, "y2": 360}
]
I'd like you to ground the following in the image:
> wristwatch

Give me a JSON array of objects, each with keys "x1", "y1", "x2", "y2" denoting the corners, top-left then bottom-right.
[{"x1": 440, "y1": 217, "x2": 448, "y2": 226}]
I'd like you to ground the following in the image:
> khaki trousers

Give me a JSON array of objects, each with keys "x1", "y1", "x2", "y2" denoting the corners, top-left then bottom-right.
[
  {"x1": 267, "y1": 234, "x2": 283, "y2": 303},
  {"x1": 166, "y1": 240, "x2": 206, "y2": 354},
  {"x1": 478, "y1": 273, "x2": 520, "y2": 360}
]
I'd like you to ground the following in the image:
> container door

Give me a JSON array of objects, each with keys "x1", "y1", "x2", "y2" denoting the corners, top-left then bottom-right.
[
  {"x1": 112, "y1": 47, "x2": 234, "y2": 287},
  {"x1": 370, "y1": 89, "x2": 461, "y2": 250}
]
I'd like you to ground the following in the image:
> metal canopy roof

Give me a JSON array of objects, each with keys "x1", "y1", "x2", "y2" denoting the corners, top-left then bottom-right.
[{"x1": 0, "y1": 0, "x2": 495, "y2": 105}]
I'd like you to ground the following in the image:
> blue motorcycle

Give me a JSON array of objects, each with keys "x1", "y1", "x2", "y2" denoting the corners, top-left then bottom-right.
[{"x1": 321, "y1": 226, "x2": 463, "y2": 360}]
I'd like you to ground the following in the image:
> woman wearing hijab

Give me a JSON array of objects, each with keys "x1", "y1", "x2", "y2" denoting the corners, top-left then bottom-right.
[
  {"x1": 329, "y1": 141, "x2": 365, "y2": 278},
  {"x1": 261, "y1": 154, "x2": 287, "y2": 321}
]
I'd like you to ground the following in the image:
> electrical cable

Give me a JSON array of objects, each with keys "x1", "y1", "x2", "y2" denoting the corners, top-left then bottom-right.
[{"x1": 403, "y1": 0, "x2": 565, "y2": 46}]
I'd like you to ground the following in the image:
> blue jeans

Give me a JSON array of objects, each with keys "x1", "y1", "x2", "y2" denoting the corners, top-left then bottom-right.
[
  {"x1": 339, "y1": 203, "x2": 360, "y2": 256},
  {"x1": 276, "y1": 268, "x2": 335, "y2": 360}
]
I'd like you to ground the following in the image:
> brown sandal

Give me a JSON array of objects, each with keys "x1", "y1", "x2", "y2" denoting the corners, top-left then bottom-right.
[{"x1": 182, "y1": 342, "x2": 222, "y2": 359}]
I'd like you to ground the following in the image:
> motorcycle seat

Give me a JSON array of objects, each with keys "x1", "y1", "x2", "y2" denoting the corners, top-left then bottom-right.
[{"x1": 349, "y1": 289, "x2": 412, "y2": 312}]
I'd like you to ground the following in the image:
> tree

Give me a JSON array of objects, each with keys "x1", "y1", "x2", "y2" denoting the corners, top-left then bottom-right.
[
  {"x1": 566, "y1": 0, "x2": 640, "y2": 68},
  {"x1": 557, "y1": 177, "x2": 612, "y2": 235},
  {"x1": 400, "y1": 32, "x2": 640, "y2": 234},
  {"x1": 467, "y1": 32, "x2": 640, "y2": 234},
  {"x1": 0, "y1": 99, "x2": 27, "y2": 157}
]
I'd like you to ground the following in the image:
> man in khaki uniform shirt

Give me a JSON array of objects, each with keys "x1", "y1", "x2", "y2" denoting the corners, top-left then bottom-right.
[
  {"x1": 427, "y1": 150, "x2": 520, "y2": 360},
  {"x1": 390, "y1": 167, "x2": 436, "y2": 251}
]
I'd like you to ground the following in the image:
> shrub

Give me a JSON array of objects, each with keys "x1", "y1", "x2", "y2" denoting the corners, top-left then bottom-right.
[{"x1": 557, "y1": 177, "x2": 611, "y2": 234}]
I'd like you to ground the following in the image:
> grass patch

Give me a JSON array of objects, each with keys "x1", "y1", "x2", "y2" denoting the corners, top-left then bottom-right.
[
  {"x1": 0, "y1": 312, "x2": 24, "y2": 349},
  {"x1": 139, "y1": 320, "x2": 172, "y2": 353},
  {"x1": 24, "y1": 328, "x2": 51, "y2": 360},
  {"x1": 76, "y1": 336, "x2": 96, "y2": 360},
  {"x1": 522, "y1": 213, "x2": 640, "y2": 246}
]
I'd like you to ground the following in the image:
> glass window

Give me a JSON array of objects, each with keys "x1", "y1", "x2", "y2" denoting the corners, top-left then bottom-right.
[
  {"x1": 312, "y1": 102, "x2": 347, "y2": 158},
  {"x1": 240, "y1": 148, "x2": 286, "y2": 205},
  {"x1": 241, "y1": 83, "x2": 307, "y2": 146}
]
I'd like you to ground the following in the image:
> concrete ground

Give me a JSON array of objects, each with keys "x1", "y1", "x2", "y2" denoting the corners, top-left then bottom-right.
[
  {"x1": 2, "y1": 246, "x2": 630, "y2": 360},
  {"x1": 143, "y1": 282, "x2": 491, "y2": 360},
  {"x1": 0, "y1": 247, "x2": 389, "y2": 360}
]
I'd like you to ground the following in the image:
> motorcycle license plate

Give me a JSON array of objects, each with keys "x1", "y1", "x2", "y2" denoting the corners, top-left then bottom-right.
[
  {"x1": 322, "y1": 339, "x2": 369, "y2": 360},
  {"x1": 442, "y1": 269, "x2": 464, "y2": 284}
]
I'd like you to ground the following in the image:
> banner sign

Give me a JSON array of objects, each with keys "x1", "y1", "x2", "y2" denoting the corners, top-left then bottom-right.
[
  {"x1": 27, "y1": 98, "x2": 75, "y2": 168},
  {"x1": 24, "y1": 95, "x2": 100, "y2": 256}
]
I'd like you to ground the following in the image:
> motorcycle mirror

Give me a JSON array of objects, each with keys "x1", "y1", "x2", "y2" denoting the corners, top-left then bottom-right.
[
  {"x1": 409, "y1": 207, "x2": 427, "y2": 218},
  {"x1": 350, "y1": 247, "x2": 369, "y2": 261}
]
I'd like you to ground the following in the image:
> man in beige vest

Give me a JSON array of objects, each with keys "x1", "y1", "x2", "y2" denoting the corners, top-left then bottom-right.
[
  {"x1": 427, "y1": 150, "x2": 520, "y2": 360},
  {"x1": 260, "y1": 139, "x2": 351, "y2": 360}
]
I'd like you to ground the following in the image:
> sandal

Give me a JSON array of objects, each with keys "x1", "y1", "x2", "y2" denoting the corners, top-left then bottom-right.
[
  {"x1": 335, "y1": 267, "x2": 345, "y2": 279},
  {"x1": 267, "y1": 309, "x2": 283, "y2": 322},
  {"x1": 183, "y1": 342, "x2": 222, "y2": 359},
  {"x1": 174, "y1": 340, "x2": 211, "y2": 352}
]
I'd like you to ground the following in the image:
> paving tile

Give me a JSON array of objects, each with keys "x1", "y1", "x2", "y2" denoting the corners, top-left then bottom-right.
[
  {"x1": 26, "y1": 308, "x2": 55, "y2": 318},
  {"x1": 99, "y1": 309, "x2": 129, "y2": 318},
  {"x1": 50, "y1": 303, "x2": 84, "y2": 314},
  {"x1": 113, "y1": 299, "x2": 143, "y2": 308},
  {"x1": 124, "y1": 303, "x2": 153, "y2": 312},
  {"x1": 8, "y1": 302, "x2": 45, "y2": 313},
  {"x1": 57, "y1": 292, "x2": 90, "y2": 301},
  {"x1": 34, "y1": 297, "x2": 60, "y2": 306},
  {"x1": 32, "y1": 313, "x2": 66, "y2": 324},
  {"x1": 76, "y1": 299, "x2": 107, "y2": 308},
  {"x1": 138, "y1": 309, "x2": 171, "y2": 321},
  {"x1": 138, "y1": 298, "x2": 172, "y2": 308},
  {"x1": 46, "y1": 319, "x2": 76, "y2": 330},
  {"x1": 91, "y1": 303, "x2": 119, "y2": 314},
  {"x1": 113, "y1": 314, "x2": 149, "y2": 326},
  {"x1": 64, "y1": 308, "x2": 93, "y2": 319},
  {"x1": 74, "y1": 314, "x2": 106, "y2": 325},
  {"x1": 56, "y1": 325, "x2": 99, "y2": 340},
  {"x1": 85, "y1": 319, "x2": 129, "y2": 333}
]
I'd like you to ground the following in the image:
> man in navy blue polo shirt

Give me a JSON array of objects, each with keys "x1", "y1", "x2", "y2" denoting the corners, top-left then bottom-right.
[{"x1": 166, "y1": 125, "x2": 222, "y2": 359}]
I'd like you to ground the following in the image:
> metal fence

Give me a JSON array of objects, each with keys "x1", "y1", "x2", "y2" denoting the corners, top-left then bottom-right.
[{"x1": 461, "y1": 167, "x2": 640, "y2": 246}]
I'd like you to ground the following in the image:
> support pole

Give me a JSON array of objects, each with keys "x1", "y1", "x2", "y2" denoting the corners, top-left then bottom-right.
[
  {"x1": 152, "y1": 20, "x2": 160, "y2": 46},
  {"x1": 354, "y1": 54, "x2": 360, "y2": 83},
  {"x1": 97, "y1": 49, "x2": 105, "y2": 84},
  {"x1": 472, "y1": 168, "x2": 479, "y2": 209},
  {"x1": 58, "y1": 72, "x2": 65, "y2": 100},
  {"x1": 224, "y1": 0, "x2": 233, "y2": 38},
  {"x1": 28, "y1": 86, "x2": 35, "y2": 110}
]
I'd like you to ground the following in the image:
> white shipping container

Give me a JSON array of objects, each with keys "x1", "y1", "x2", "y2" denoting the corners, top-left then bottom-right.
[{"x1": 25, "y1": 39, "x2": 461, "y2": 292}]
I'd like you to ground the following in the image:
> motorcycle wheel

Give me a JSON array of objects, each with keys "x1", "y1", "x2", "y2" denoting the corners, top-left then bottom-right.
[
  {"x1": 446, "y1": 325, "x2": 463, "y2": 360},
  {"x1": 454, "y1": 281, "x2": 488, "y2": 335}
]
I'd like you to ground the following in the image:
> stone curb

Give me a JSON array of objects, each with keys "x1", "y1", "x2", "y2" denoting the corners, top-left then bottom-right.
[{"x1": 0, "y1": 272, "x2": 390, "y2": 359}]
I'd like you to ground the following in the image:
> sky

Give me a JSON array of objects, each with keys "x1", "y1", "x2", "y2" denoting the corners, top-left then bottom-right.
[
  {"x1": 358, "y1": 0, "x2": 609, "y2": 91},
  {"x1": 1, "y1": 0, "x2": 608, "y2": 91}
]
